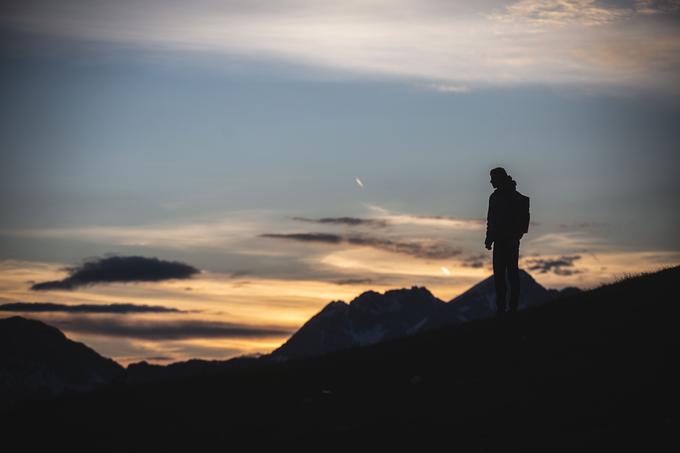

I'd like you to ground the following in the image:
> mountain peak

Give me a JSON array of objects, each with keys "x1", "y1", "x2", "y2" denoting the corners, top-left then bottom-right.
[
  {"x1": 317, "y1": 300, "x2": 349, "y2": 317},
  {"x1": 352, "y1": 289, "x2": 381, "y2": 302},
  {"x1": 387, "y1": 285, "x2": 436, "y2": 298},
  {"x1": 448, "y1": 268, "x2": 543, "y2": 302},
  {"x1": 350, "y1": 285, "x2": 441, "y2": 307},
  {"x1": 271, "y1": 285, "x2": 447, "y2": 360}
]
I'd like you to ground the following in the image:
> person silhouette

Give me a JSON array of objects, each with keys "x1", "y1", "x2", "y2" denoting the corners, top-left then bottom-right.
[{"x1": 484, "y1": 167, "x2": 530, "y2": 317}]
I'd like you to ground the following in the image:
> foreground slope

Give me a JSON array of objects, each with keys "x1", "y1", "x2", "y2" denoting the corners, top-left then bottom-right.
[{"x1": 2, "y1": 266, "x2": 678, "y2": 450}]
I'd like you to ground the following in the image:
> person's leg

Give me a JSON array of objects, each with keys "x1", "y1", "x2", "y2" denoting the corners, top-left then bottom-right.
[
  {"x1": 492, "y1": 239, "x2": 508, "y2": 316},
  {"x1": 508, "y1": 237, "x2": 520, "y2": 312}
]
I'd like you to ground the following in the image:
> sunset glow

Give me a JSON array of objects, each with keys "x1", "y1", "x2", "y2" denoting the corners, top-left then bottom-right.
[{"x1": 1, "y1": 0, "x2": 678, "y2": 365}]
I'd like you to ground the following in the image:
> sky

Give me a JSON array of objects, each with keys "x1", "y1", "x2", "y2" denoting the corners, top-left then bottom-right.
[{"x1": 1, "y1": 0, "x2": 679, "y2": 365}]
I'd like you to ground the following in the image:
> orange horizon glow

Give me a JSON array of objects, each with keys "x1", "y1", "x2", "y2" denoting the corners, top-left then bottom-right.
[{"x1": 2, "y1": 248, "x2": 678, "y2": 365}]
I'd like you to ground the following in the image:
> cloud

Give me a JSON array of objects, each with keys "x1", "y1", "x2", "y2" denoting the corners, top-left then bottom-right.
[
  {"x1": 524, "y1": 254, "x2": 583, "y2": 275},
  {"x1": 460, "y1": 254, "x2": 489, "y2": 269},
  {"x1": 30, "y1": 255, "x2": 200, "y2": 291},
  {"x1": 558, "y1": 221, "x2": 608, "y2": 229},
  {"x1": 291, "y1": 216, "x2": 388, "y2": 228},
  {"x1": 526, "y1": 232, "x2": 608, "y2": 253},
  {"x1": 2, "y1": 0, "x2": 679, "y2": 92},
  {"x1": 410, "y1": 215, "x2": 485, "y2": 228},
  {"x1": 421, "y1": 83, "x2": 470, "y2": 93},
  {"x1": 0, "y1": 302, "x2": 186, "y2": 314},
  {"x1": 493, "y1": 0, "x2": 680, "y2": 27},
  {"x1": 346, "y1": 235, "x2": 461, "y2": 259},
  {"x1": 227, "y1": 270, "x2": 250, "y2": 278},
  {"x1": 260, "y1": 232, "x2": 461, "y2": 259},
  {"x1": 333, "y1": 278, "x2": 375, "y2": 286},
  {"x1": 0, "y1": 211, "x2": 270, "y2": 249},
  {"x1": 365, "y1": 205, "x2": 485, "y2": 230},
  {"x1": 491, "y1": 0, "x2": 632, "y2": 27},
  {"x1": 47, "y1": 317, "x2": 295, "y2": 340},
  {"x1": 261, "y1": 232, "x2": 343, "y2": 244}
]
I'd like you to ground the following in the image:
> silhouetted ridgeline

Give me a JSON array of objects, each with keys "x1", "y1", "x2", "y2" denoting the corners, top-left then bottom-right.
[
  {"x1": 268, "y1": 269, "x2": 578, "y2": 361},
  {"x1": 1, "y1": 269, "x2": 574, "y2": 392},
  {"x1": 0, "y1": 316, "x2": 124, "y2": 405},
  {"x1": 1, "y1": 266, "x2": 678, "y2": 450}
]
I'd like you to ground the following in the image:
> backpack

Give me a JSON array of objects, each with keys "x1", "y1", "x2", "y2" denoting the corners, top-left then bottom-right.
[{"x1": 514, "y1": 192, "x2": 530, "y2": 235}]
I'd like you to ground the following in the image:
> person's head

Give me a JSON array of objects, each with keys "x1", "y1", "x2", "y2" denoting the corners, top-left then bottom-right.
[{"x1": 490, "y1": 167, "x2": 509, "y2": 188}]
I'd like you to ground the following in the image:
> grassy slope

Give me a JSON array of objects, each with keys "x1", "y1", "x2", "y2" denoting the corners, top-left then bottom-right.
[{"x1": 3, "y1": 266, "x2": 679, "y2": 450}]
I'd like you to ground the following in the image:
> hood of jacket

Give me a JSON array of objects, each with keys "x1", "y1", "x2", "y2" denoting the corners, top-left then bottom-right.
[{"x1": 496, "y1": 176, "x2": 517, "y2": 192}]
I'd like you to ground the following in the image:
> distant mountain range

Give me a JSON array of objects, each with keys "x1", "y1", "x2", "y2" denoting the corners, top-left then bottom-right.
[
  {"x1": 268, "y1": 269, "x2": 579, "y2": 361},
  {"x1": 1, "y1": 270, "x2": 577, "y2": 401}
]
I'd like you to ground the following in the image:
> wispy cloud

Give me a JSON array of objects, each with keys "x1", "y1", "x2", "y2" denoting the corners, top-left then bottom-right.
[
  {"x1": 261, "y1": 232, "x2": 342, "y2": 244},
  {"x1": 3, "y1": 0, "x2": 679, "y2": 91},
  {"x1": 291, "y1": 216, "x2": 388, "y2": 228},
  {"x1": 524, "y1": 254, "x2": 582, "y2": 275},
  {"x1": 260, "y1": 232, "x2": 461, "y2": 259},
  {"x1": 48, "y1": 317, "x2": 295, "y2": 340},
  {"x1": 492, "y1": 0, "x2": 680, "y2": 27},
  {"x1": 0, "y1": 302, "x2": 186, "y2": 314},
  {"x1": 421, "y1": 83, "x2": 470, "y2": 93},
  {"x1": 0, "y1": 211, "x2": 268, "y2": 250},
  {"x1": 460, "y1": 253, "x2": 489, "y2": 269},
  {"x1": 365, "y1": 204, "x2": 485, "y2": 230},
  {"x1": 31, "y1": 255, "x2": 199, "y2": 291},
  {"x1": 333, "y1": 278, "x2": 375, "y2": 286},
  {"x1": 525, "y1": 231, "x2": 607, "y2": 253},
  {"x1": 558, "y1": 221, "x2": 608, "y2": 229},
  {"x1": 491, "y1": 0, "x2": 631, "y2": 27}
]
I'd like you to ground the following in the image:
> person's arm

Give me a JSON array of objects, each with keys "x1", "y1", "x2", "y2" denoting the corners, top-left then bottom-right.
[{"x1": 485, "y1": 194, "x2": 494, "y2": 249}]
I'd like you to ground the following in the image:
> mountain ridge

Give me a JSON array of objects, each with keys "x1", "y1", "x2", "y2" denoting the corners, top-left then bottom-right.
[
  {"x1": 269, "y1": 268, "x2": 578, "y2": 361},
  {"x1": 0, "y1": 269, "x2": 578, "y2": 391},
  {"x1": 1, "y1": 265, "x2": 677, "y2": 449},
  {"x1": 0, "y1": 271, "x2": 580, "y2": 388}
]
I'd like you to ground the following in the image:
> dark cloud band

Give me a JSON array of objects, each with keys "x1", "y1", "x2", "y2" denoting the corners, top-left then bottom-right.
[
  {"x1": 0, "y1": 302, "x2": 185, "y2": 314},
  {"x1": 460, "y1": 254, "x2": 488, "y2": 269},
  {"x1": 333, "y1": 278, "x2": 375, "y2": 286},
  {"x1": 48, "y1": 317, "x2": 295, "y2": 340},
  {"x1": 31, "y1": 255, "x2": 200, "y2": 291},
  {"x1": 260, "y1": 232, "x2": 461, "y2": 259},
  {"x1": 261, "y1": 233, "x2": 342, "y2": 244},
  {"x1": 525, "y1": 255, "x2": 582, "y2": 276},
  {"x1": 292, "y1": 216, "x2": 388, "y2": 228}
]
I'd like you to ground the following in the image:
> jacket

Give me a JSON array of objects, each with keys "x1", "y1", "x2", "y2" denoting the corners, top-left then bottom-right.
[{"x1": 485, "y1": 177, "x2": 530, "y2": 243}]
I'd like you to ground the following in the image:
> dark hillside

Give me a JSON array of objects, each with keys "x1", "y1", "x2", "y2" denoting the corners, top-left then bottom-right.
[{"x1": 2, "y1": 266, "x2": 678, "y2": 450}]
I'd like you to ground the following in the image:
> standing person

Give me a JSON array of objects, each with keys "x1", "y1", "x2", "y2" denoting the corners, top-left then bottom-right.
[{"x1": 484, "y1": 167, "x2": 530, "y2": 317}]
